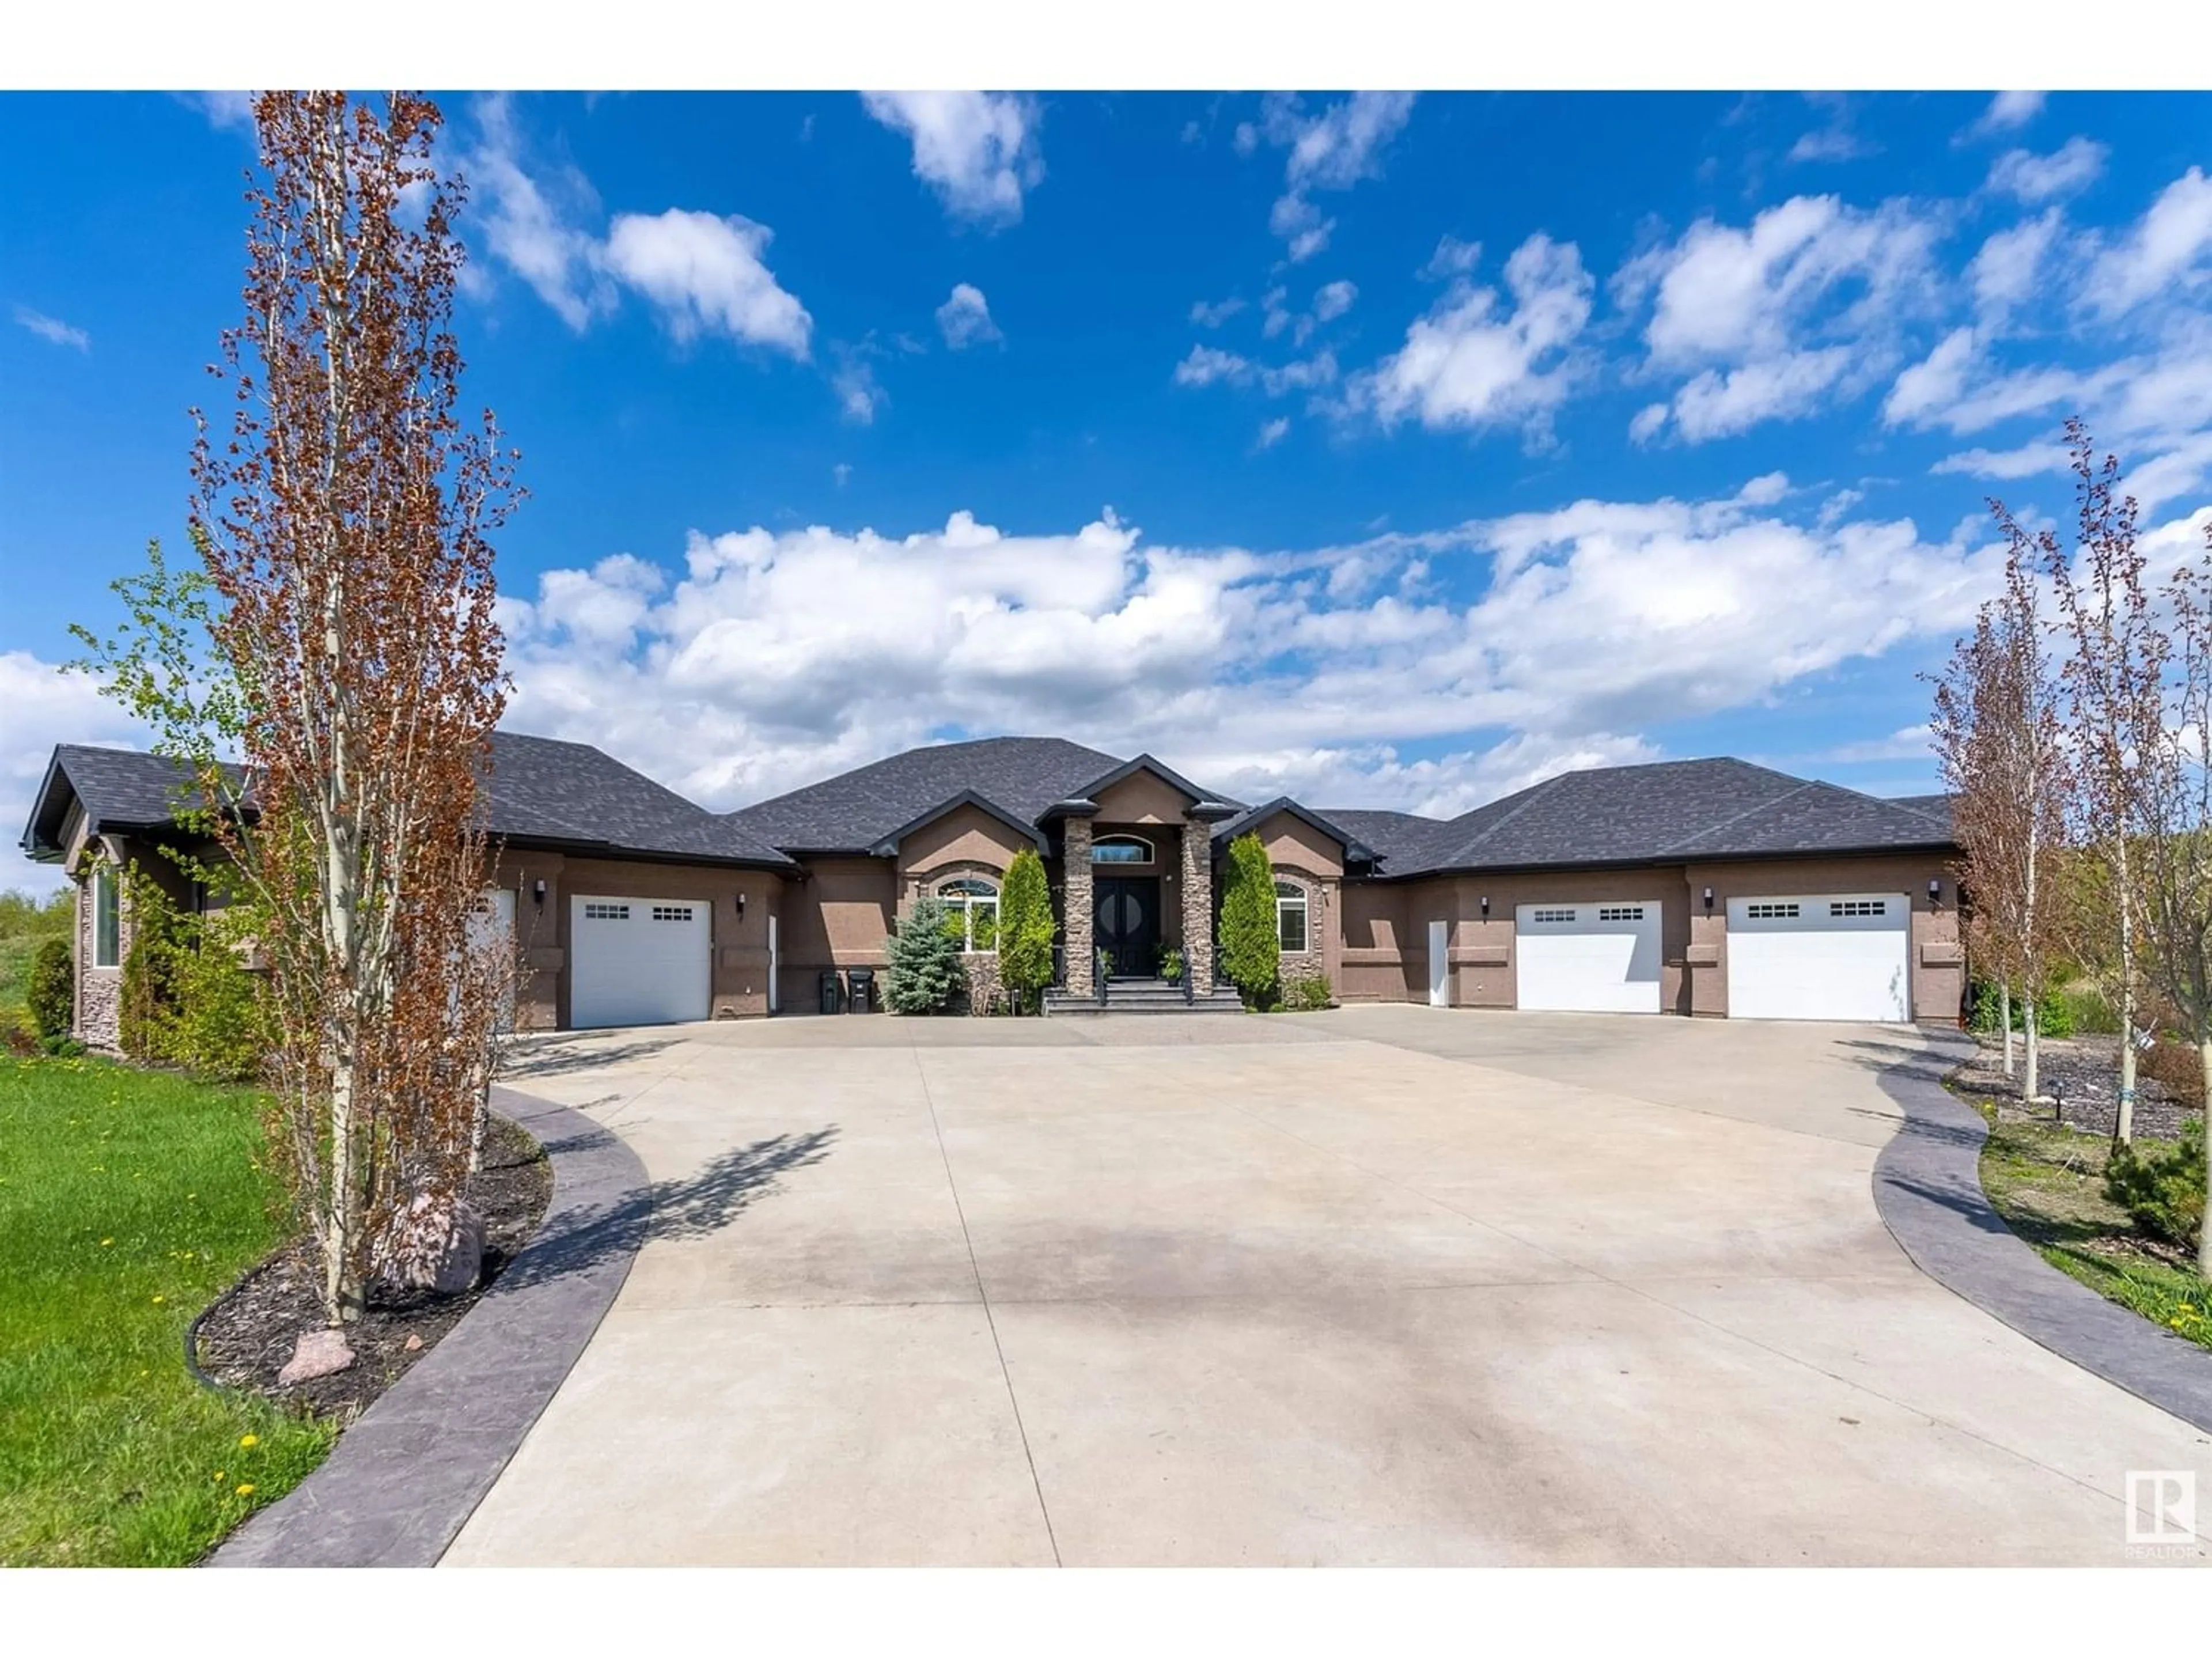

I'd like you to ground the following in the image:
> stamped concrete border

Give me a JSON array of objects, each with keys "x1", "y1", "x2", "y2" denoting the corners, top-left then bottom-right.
[
  {"x1": 1872, "y1": 1029, "x2": 2212, "y2": 1434},
  {"x1": 210, "y1": 1085, "x2": 649, "y2": 1567}
]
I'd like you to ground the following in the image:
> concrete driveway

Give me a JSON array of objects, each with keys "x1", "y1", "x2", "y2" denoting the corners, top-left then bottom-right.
[{"x1": 444, "y1": 1006, "x2": 2210, "y2": 1566}]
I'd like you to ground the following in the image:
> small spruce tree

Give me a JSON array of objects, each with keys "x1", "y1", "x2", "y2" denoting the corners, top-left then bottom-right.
[
  {"x1": 997, "y1": 847, "x2": 1056, "y2": 1014},
  {"x1": 884, "y1": 896, "x2": 965, "y2": 1014},
  {"x1": 1217, "y1": 832, "x2": 1280, "y2": 1009}
]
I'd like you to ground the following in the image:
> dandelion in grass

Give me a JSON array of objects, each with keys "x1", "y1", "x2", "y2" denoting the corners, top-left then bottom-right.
[
  {"x1": 238, "y1": 1434, "x2": 258, "y2": 1449},
  {"x1": 235, "y1": 1483, "x2": 254, "y2": 1497}
]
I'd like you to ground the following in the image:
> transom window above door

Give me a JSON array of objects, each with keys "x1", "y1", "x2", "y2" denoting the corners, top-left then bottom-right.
[
  {"x1": 1091, "y1": 835, "x2": 1154, "y2": 863},
  {"x1": 938, "y1": 877, "x2": 999, "y2": 952}
]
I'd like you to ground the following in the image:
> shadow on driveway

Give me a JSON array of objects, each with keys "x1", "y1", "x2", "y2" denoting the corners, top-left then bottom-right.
[
  {"x1": 503, "y1": 1124, "x2": 839, "y2": 1290},
  {"x1": 501, "y1": 1032, "x2": 686, "y2": 1079}
]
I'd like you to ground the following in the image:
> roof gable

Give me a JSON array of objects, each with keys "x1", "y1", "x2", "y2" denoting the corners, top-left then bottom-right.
[
  {"x1": 19, "y1": 734, "x2": 796, "y2": 871},
  {"x1": 1212, "y1": 797, "x2": 1374, "y2": 863},
  {"x1": 865, "y1": 790, "x2": 1048, "y2": 857}
]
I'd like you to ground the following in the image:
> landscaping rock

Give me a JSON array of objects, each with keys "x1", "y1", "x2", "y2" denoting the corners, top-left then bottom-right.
[
  {"x1": 278, "y1": 1327, "x2": 357, "y2": 1387},
  {"x1": 375, "y1": 1195, "x2": 487, "y2": 1296}
]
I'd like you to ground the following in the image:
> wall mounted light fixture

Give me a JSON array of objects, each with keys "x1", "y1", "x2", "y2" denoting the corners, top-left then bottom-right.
[
  {"x1": 736, "y1": 891, "x2": 747, "y2": 922},
  {"x1": 1927, "y1": 878, "x2": 1941, "y2": 907},
  {"x1": 1480, "y1": 895, "x2": 1490, "y2": 918},
  {"x1": 532, "y1": 878, "x2": 546, "y2": 908},
  {"x1": 1702, "y1": 885, "x2": 1714, "y2": 911}
]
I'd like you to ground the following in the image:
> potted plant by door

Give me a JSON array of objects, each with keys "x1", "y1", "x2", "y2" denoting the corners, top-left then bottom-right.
[{"x1": 1160, "y1": 946, "x2": 1185, "y2": 985}]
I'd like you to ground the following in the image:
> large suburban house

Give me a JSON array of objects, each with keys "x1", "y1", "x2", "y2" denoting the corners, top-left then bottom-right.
[{"x1": 20, "y1": 730, "x2": 1964, "y2": 1046}]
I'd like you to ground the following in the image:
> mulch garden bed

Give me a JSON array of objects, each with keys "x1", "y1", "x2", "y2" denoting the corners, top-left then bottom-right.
[
  {"x1": 192, "y1": 1114, "x2": 551, "y2": 1421},
  {"x1": 1950, "y1": 1032, "x2": 2203, "y2": 1143}
]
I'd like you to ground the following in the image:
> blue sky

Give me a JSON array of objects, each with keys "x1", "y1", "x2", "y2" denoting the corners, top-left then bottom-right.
[{"x1": 5, "y1": 89, "x2": 2211, "y2": 891}]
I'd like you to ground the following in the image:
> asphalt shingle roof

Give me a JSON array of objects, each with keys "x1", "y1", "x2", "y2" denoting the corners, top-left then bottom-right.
[
  {"x1": 1372, "y1": 759, "x2": 1955, "y2": 877},
  {"x1": 1887, "y1": 793, "x2": 1955, "y2": 832},
  {"x1": 726, "y1": 736, "x2": 1128, "y2": 852},
  {"x1": 1315, "y1": 808, "x2": 1455, "y2": 869},
  {"x1": 24, "y1": 734, "x2": 1959, "y2": 881},
  {"x1": 479, "y1": 733, "x2": 794, "y2": 866},
  {"x1": 21, "y1": 734, "x2": 794, "y2": 870}
]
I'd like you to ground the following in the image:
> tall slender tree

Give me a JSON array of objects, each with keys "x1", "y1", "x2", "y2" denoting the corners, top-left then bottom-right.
[
  {"x1": 2044, "y1": 422, "x2": 2164, "y2": 1145},
  {"x1": 74, "y1": 93, "x2": 518, "y2": 1322},
  {"x1": 1931, "y1": 510, "x2": 2068, "y2": 1101},
  {"x1": 2127, "y1": 509, "x2": 2212, "y2": 1274}
]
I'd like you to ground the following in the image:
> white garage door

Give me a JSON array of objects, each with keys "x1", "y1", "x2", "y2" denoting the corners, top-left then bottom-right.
[
  {"x1": 1515, "y1": 900, "x2": 1664, "y2": 1013},
  {"x1": 1726, "y1": 894, "x2": 1908, "y2": 1022},
  {"x1": 570, "y1": 895, "x2": 711, "y2": 1029}
]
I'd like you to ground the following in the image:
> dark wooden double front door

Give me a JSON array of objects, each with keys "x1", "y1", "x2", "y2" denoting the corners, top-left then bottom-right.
[{"x1": 1094, "y1": 877, "x2": 1161, "y2": 979}]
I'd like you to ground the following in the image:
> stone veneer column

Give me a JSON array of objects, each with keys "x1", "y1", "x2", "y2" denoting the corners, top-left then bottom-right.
[
  {"x1": 1181, "y1": 815, "x2": 1215, "y2": 996},
  {"x1": 1063, "y1": 815, "x2": 1094, "y2": 995}
]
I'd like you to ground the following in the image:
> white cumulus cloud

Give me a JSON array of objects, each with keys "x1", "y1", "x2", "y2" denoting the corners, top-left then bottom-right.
[
  {"x1": 1253, "y1": 92, "x2": 1416, "y2": 264},
  {"x1": 600, "y1": 210, "x2": 812, "y2": 357},
  {"x1": 935, "y1": 283, "x2": 1003, "y2": 349},
  {"x1": 1987, "y1": 137, "x2": 2108, "y2": 204},
  {"x1": 1345, "y1": 234, "x2": 1592, "y2": 441},
  {"x1": 861, "y1": 92, "x2": 1044, "y2": 227},
  {"x1": 2082, "y1": 166, "x2": 2212, "y2": 319}
]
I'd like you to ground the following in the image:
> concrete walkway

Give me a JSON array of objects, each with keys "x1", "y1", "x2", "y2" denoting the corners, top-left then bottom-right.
[{"x1": 443, "y1": 1007, "x2": 2210, "y2": 1566}]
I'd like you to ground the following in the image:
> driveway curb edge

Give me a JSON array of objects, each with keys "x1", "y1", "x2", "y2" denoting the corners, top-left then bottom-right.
[
  {"x1": 1871, "y1": 1032, "x2": 2212, "y2": 1435},
  {"x1": 208, "y1": 1085, "x2": 649, "y2": 1567}
]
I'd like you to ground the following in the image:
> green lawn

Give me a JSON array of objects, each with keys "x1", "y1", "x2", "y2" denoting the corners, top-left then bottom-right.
[
  {"x1": 0, "y1": 1055, "x2": 335, "y2": 1566},
  {"x1": 1975, "y1": 1107, "x2": 2211, "y2": 1353}
]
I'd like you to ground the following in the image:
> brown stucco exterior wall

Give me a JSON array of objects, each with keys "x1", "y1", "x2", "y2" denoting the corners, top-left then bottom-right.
[
  {"x1": 776, "y1": 855, "x2": 898, "y2": 1013},
  {"x1": 1338, "y1": 879, "x2": 1416, "y2": 1002},
  {"x1": 1090, "y1": 771, "x2": 1195, "y2": 825}
]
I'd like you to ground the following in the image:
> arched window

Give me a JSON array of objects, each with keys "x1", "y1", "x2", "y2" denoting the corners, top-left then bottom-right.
[
  {"x1": 938, "y1": 877, "x2": 1000, "y2": 952},
  {"x1": 1274, "y1": 880, "x2": 1308, "y2": 953},
  {"x1": 1091, "y1": 834, "x2": 1154, "y2": 864}
]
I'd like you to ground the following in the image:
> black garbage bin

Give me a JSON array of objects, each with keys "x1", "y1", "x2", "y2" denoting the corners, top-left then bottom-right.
[
  {"x1": 818, "y1": 968, "x2": 842, "y2": 1016},
  {"x1": 846, "y1": 967, "x2": 876, "y2": 1013}
]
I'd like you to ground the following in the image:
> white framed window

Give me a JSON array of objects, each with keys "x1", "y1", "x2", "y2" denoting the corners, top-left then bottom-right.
[
  {"x1": 1092, "y1": 835, "x2": 1154, "y2": 864},
  {"x1": 1830, "y1": 899, "x2": 1887, "y2": 917},
  {"x1": 583, "y1": 902, "x2": 630, "y2": 921},
  {"x1": 650, "y1": 904, "x2": 694, "y2": 923},
  {"x1": 1745, "y1": 902, "x2": 1800, "y2": 920},
  {"x1": 1531, "y1": 907, "x2": 1577, "y2": 924},
  {"x1": 940, "y1": 877, "x2": 1000, "y2": 952},
  {"x1": 1597, "y1": 906, "x2": 1645, "y2": 922},
  {"x1": 1274, "y1": 880, "x2": 1308, "y2": 954},
  {"x1": 92, "y1": 866, "x2": 120, "y2": 968}
]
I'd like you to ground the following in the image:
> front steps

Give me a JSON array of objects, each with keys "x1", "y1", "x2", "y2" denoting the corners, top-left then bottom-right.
[{"x1": 1043, "y1": 977, "x2": 1247, "y2": 1016}]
